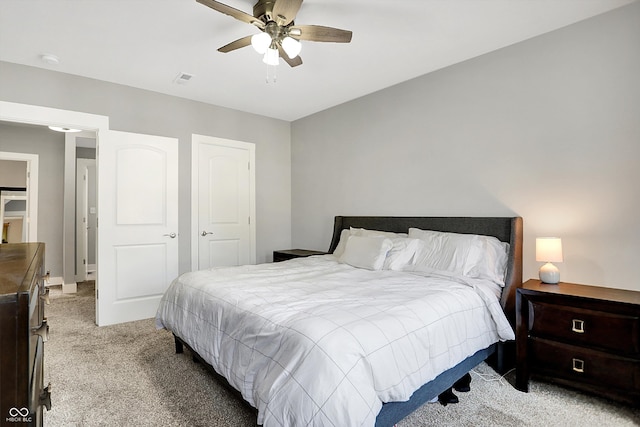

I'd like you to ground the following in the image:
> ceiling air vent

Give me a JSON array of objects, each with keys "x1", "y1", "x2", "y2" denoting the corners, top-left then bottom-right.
[{"x1": 174, "y1": 72, "x2": 194, "y2": 85}]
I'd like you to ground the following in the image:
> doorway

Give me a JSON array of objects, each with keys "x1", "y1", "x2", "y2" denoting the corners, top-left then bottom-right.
[
  {"x1": 75, "y1": 157, "x2": 97, "y2": 282},
  {"x1": 0, "y1": 100, "x2": 108, "y2": 324},
  {"x1": 1, "y1": 101, "x2": 180, "y2": 326}
]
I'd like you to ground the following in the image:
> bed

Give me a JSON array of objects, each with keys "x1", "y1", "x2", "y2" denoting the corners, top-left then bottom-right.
[{"x1": 156, "y1": 216, "x2": 523, "y2": 426}]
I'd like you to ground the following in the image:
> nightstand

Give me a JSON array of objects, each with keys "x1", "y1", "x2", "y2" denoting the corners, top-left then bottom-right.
[
  {"x1": 273, "y1": 249, "x2": 328, "y2": 262},
  {"x1": 516, "y1": 279, "x2": 640, "y2": 406}
]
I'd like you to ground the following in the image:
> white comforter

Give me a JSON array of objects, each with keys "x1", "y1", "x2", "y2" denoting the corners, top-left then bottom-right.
[{"x1": 155, "y1": 255, "x2": 514, "y2": 427}]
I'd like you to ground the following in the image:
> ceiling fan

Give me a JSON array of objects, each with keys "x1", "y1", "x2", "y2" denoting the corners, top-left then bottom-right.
[{"x1": 197, "y1": 0, "x2": 353, "y2": 67}]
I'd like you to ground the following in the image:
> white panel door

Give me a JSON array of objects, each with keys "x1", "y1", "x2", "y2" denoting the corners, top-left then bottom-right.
[
  {"x1": 97, "y1": 130, "x2": 178, "y2": 326},
  {"x1": 194, "y1": 135, "x2": 255, "y2": 269}
]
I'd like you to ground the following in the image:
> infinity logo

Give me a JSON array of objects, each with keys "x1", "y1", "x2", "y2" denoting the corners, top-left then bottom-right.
[{"x1": 9, "y1": 407, "x2": 29, "y2": 417}]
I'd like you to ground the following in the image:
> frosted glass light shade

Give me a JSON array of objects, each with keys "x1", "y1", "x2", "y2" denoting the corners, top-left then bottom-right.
[
  {"x1": 263, "y1": 47, "x2": 279, "y2": 66},
  {"x1": 281, "y1": 37, "x2": 302, "y2": 59},
  {"x1": 49, "y1": 126, "x2": 81, "y2": 133},
  {"x1": 251, "y1": 33, "x2": 272, "y2": 54}
]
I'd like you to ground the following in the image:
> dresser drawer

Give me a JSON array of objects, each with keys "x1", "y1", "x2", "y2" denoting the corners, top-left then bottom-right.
[
  {"x1": 530, "y1": 338, "x2": 640, "y2": 392},
  {"x1": 28, "y1": 270, "x2": 48, "y2": 382},
  {"x1": 528, "y1": 301, "x2": 640, "y2": 355},
  {"x1": 30, "y1": 337, "x2": 45, "y2": 425}
]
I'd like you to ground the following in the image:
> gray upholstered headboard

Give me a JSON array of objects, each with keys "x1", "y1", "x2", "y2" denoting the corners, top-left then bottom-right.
[{"x1": 327, "y1": 216, "x2": 523, "y2": 323}]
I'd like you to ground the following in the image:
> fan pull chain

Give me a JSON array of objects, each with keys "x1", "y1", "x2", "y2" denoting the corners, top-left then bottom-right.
[{"x1": 265, "y1": 64, "x2": 277, "y2": 84}]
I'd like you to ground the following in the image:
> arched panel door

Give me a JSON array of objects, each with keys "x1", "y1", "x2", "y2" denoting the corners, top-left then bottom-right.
[{"x1": 97, "y1": 130, "x2": 178, "y2": 326}]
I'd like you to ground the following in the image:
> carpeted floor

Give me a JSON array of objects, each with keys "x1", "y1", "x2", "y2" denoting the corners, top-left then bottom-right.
[{"x1": 43, "y1": 282, "x2": 639, "y2": 426}]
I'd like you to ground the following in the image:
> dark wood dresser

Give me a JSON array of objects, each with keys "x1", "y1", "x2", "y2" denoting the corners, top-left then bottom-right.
[
  {"x1": 0, "y1": 243, "x2": 51, "y2": 426},
  {"x1": 516, "y1": 279, "x2": 640, "y2": 406}
]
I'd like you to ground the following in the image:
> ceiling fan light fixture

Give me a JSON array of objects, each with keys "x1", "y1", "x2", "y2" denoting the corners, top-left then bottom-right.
[
  {"x1": 263, "y1": 47, "x2": 280, "y2": 66},
  {"x1": 281, "y1": 37, "x2": 302, "y2": 59},
  {"x1": 48, "y1": 126, "x2": 81, "y2": 133},
  {"x1": 251, "y1": 32, "x2": 272, "y2": 54}
]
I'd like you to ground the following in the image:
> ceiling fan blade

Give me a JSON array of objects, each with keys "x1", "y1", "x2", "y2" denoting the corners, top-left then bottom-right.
[
  {"x1": 272, "y1": 0, "x2": 303, "y2": 26},
  {"x1": 278, "y1": 45, "x2": 303, "y2": 67},
  {"x1": 218, "y1": 35, "x2": 253, "y2": 53},
  {"x1": 288, "y1": 25, "x2": 352, "y2": 43},
  {"x1": 196, "y1": 0, "x2": 265, "y2": 29}
]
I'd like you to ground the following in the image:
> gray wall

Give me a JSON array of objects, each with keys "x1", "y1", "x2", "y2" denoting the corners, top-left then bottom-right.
[
  {"x1": 0, "y1": 123, "x2": 65, "y2": 275},
  {"x1": 0, "y1": 64, "x2": 292, "y2": 273},
  {"x1": 291, "y1": 3, "x2": 640, "y2": 291}
]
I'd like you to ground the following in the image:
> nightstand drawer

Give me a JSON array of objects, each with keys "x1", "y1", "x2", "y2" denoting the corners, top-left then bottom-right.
[
  {"x1": 529, "y1": 301, "x2": 640, "y2": 355},
  {"x1": 530, "y1": 338, "x2": 640, "y2": 392}
]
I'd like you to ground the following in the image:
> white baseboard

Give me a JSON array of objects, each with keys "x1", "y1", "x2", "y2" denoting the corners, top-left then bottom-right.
[
  {"x1": 62, "y1": 281, "x2": 77, "y2": 294},
  {"x1": 44, "y1": 276, "x2": 77, "y2": 293},
  {"x1": 46, "y1": 276, "x2": 64, "y2": 286}
]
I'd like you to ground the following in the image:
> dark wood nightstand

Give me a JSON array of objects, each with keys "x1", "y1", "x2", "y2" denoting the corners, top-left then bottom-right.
[
  {"x1": 273, "y1": 249, "x2": 328, "y2": 262},
  {"x1": 516, "y1": 279, "x2": 640, "y2": 406}
]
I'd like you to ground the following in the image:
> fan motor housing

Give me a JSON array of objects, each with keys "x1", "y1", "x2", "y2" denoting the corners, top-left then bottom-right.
[{"x1": 253, "y1": 0, "x2": 277, "y2": 21}]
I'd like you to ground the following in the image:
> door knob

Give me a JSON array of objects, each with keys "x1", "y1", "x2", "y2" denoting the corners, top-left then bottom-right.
[
  {"x1": 163, "y1": 232, "x2": 177, "y2": 238},
  {"x1": 201, "y1": 231, "x2": 214, "y2": 237}
]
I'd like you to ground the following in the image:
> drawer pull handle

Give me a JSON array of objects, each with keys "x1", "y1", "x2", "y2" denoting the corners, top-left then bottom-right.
[
  {"x1": 572, "y1": 358, "x2": 585, "y2": 373},
  {"x1": 32, "y1": 319, "x2": 49, "y2": 342},
  {"x1": 572, "y1": 319, "x2": 585, "y2": 334},
  {"x1": 40, "y1": 288, "x2": 50, "y2": 305},
  {"x1": 40, "y1": 383, "x2": 52, "y2": 411}
]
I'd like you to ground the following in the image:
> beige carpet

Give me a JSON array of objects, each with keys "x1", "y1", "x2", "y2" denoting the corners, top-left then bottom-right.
[{"x1": 43, "y1": 282, "x2": 639, "y2": 427}]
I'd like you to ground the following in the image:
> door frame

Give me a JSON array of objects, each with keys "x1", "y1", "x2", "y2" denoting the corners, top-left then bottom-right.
[
  {"x1": 0, "y1": 101, "x2": 109, "y2": 320},
  {"x1": 75, "y1": 158, "x2": 96, "y2": 282},
  {"x1": 190, "y1": 134, "x2": 256, "y2": 271}
]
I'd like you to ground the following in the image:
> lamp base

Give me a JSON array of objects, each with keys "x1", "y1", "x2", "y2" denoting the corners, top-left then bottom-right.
[{"x1": 539, "y1": 262, "x2": 560, "y2": 284}]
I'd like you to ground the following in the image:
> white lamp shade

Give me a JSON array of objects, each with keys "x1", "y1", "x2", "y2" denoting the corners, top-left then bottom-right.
[
  {"x1": 251, "y1": 32, "x2": 272, "y2": 54},
  {"x1": 536, "y1": 237, "x2": 563, "y2": 263},
  {"x1": 263, "y1": 47, "x2": 280, "y2": 66},
  {"x1": 281, "y1": 37, "x2": 302, "y2": 59}
]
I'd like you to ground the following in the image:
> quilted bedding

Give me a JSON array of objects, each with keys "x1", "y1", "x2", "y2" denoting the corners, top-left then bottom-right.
[{"x1": 155, "y1": 255, "x2": 514, "y2": 427}]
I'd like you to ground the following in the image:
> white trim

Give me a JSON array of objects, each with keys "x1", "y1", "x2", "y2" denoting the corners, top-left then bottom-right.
[
  {"x1": 0, "y1": 101, "x2": 109, "y2": 131},
  {"x1": 191, "y1": 134, "x2": 256, "y2": 271},
  {"x1": 47, "y1": 276, "x2": 64, "y2": 286}
]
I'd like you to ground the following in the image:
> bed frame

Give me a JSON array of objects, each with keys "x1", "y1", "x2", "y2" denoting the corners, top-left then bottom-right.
[
  {"x1": 173, "y1": 215, "x2": 523, "y2": 427},
  {"x1": 328, "y1": 216, "x2": 523, "y2": 426}
]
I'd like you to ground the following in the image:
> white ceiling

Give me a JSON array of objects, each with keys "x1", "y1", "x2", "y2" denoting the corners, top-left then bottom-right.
[{"x1": 0, "y1": 0, "x2": 635, "y2": 121}]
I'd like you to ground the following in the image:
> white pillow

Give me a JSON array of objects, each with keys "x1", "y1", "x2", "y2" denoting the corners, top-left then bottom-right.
[
  {"x1": 333, "y1": 227, "x2": 402, "y2": 258},
  {"x1": 467, "y1": 238, "x2": 509, "y2": 286},
  {"x1": 408, "y1": 228, "x2": 509, "y2": 286},
  {"x1": 339, "y1": 235, "x2": 393, "y2": 271},
  {"x1": 383, "y1": 237, "x2": 421, "y2": 271},
  {"x1": 409, "y1": 228, "x2": 482, "y2": 276},
  {"x1": 332, "y1": 229, "x2": 351, "y2": 258}
]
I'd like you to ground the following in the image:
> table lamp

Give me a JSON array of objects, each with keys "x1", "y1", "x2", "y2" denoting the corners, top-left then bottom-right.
[{"x1": 536, "y1": 237, "x2": 563, "y2": 284}]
